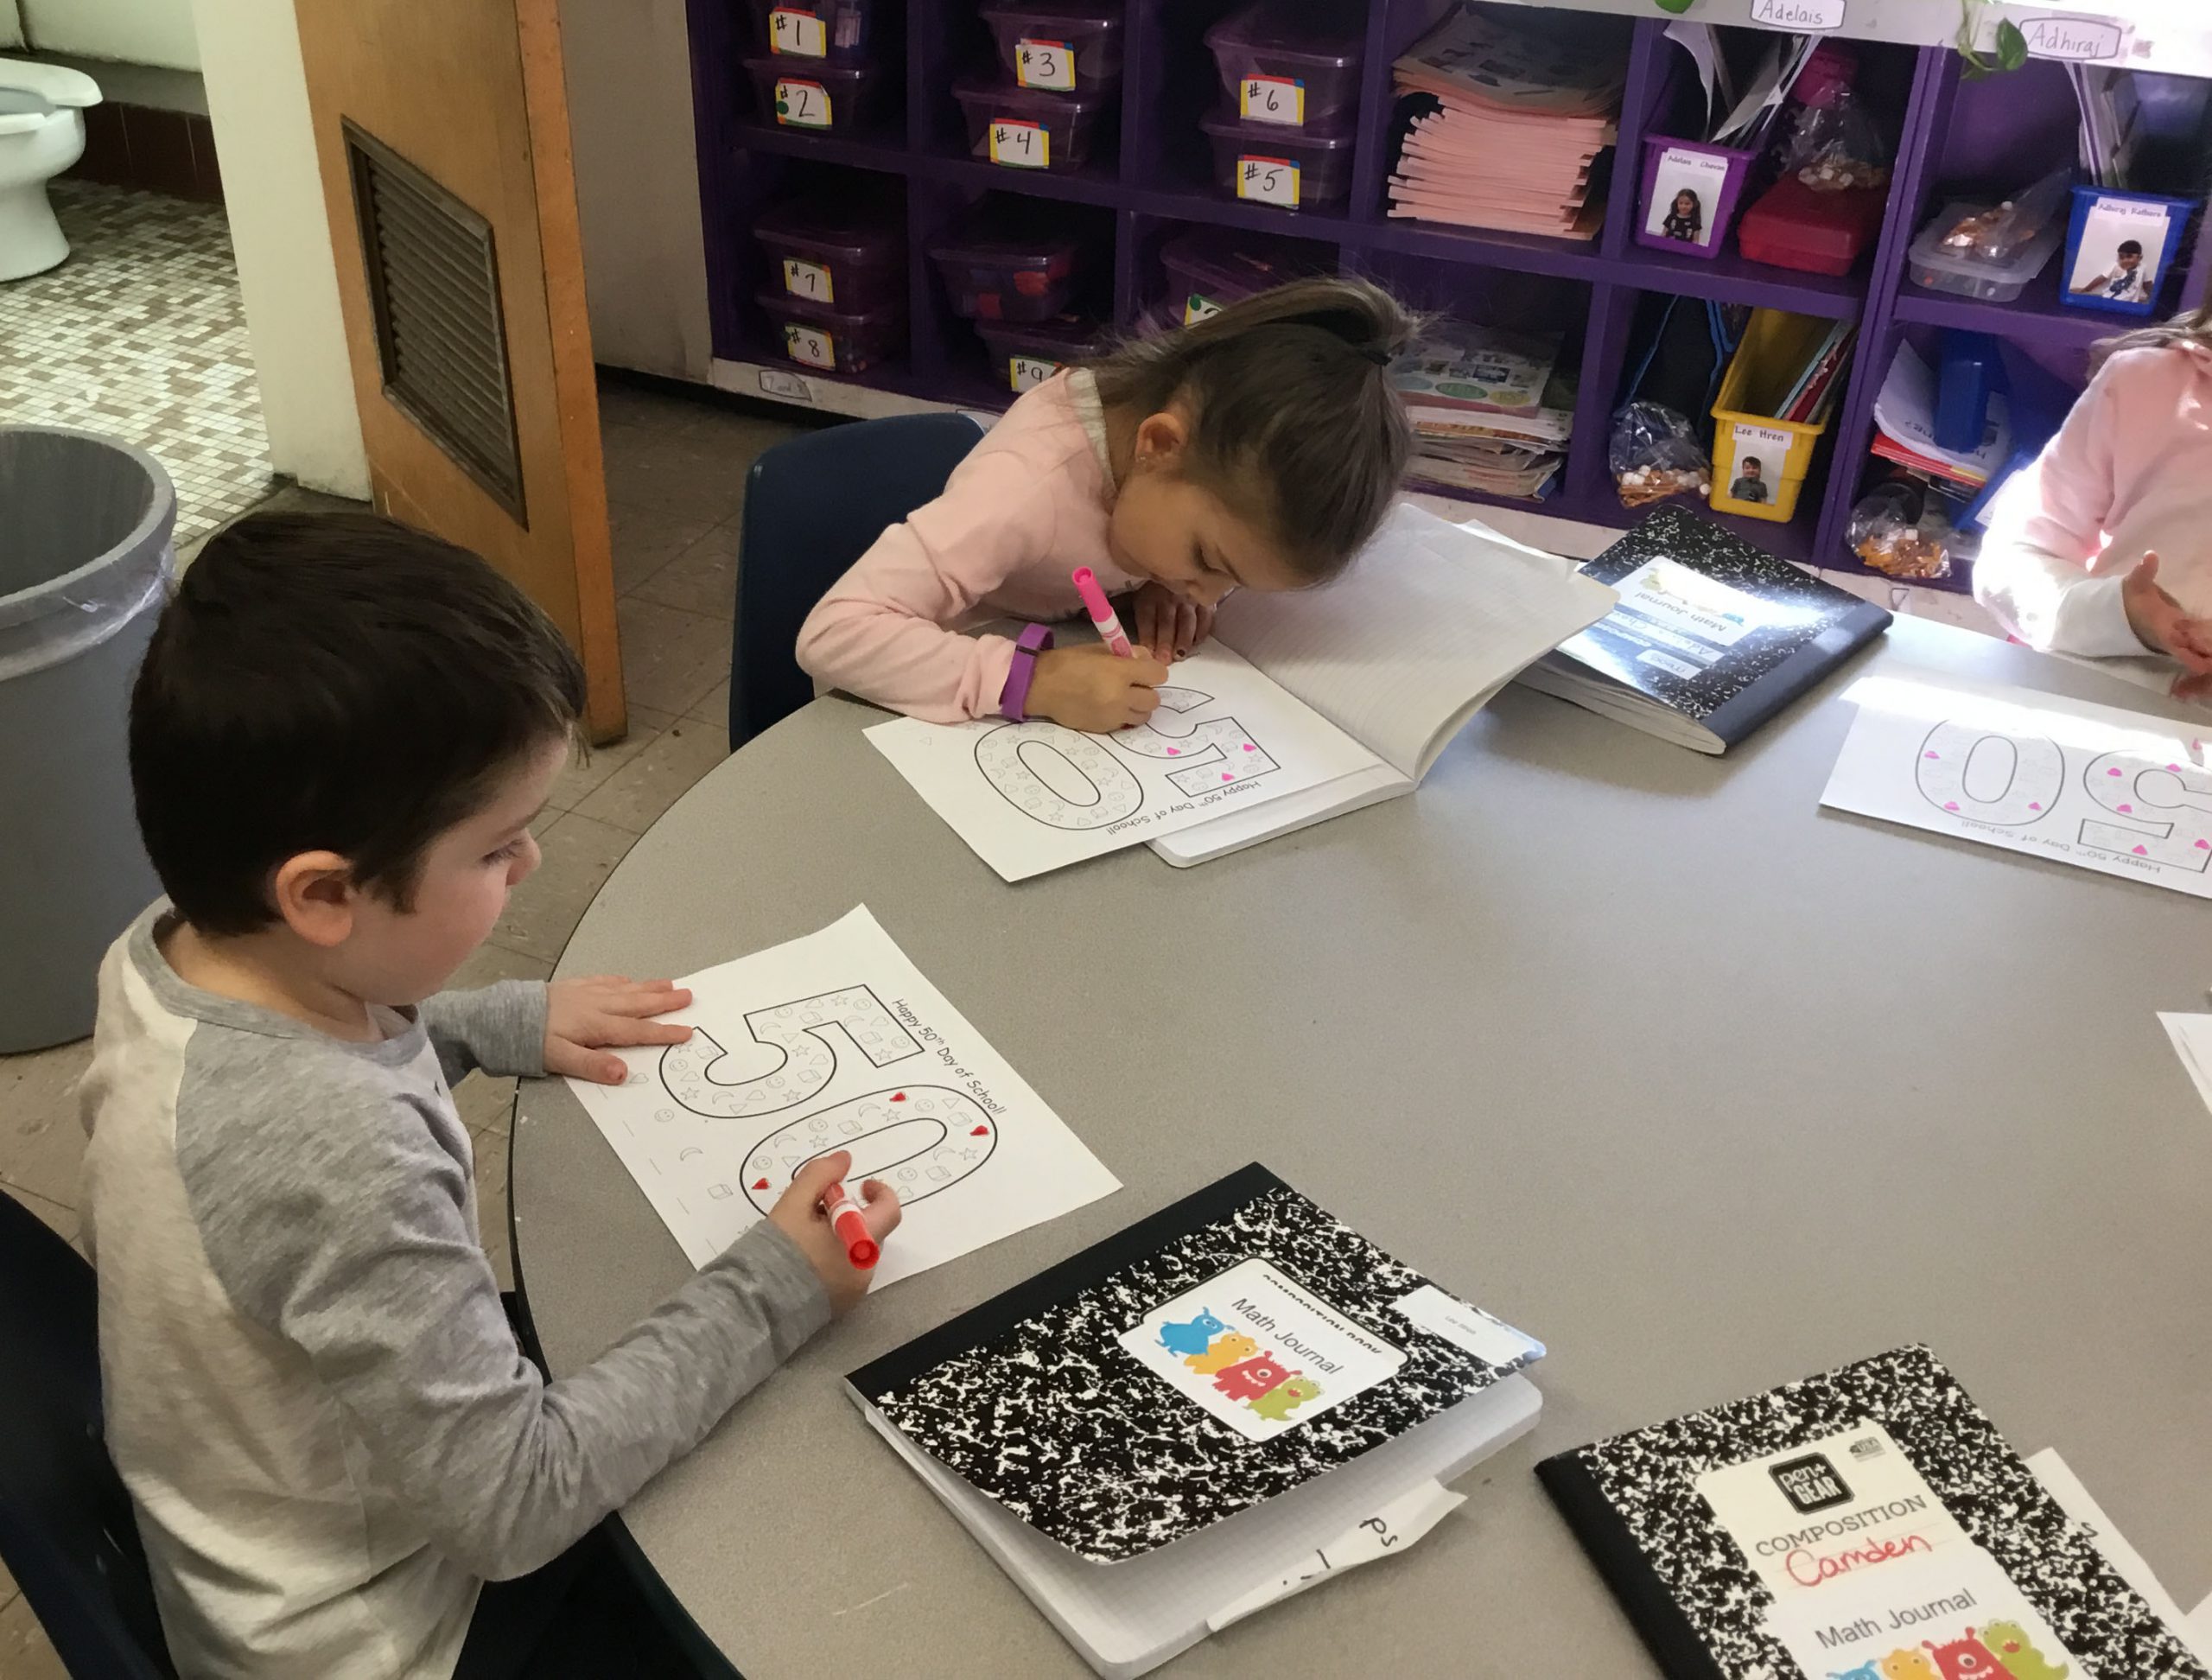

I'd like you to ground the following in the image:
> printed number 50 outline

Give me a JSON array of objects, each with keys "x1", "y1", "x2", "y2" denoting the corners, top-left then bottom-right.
[
  {"x1": 1914, "y1": 718, "x2": 2212, "y2": 871},
  {"x1": 973, "y1": 684, "x2": 1281, "y2": 830}
]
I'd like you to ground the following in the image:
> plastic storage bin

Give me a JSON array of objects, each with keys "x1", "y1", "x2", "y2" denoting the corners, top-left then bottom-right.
[
  {"x1": 743, "y1": 56, "x2": 886, "y2": 132},
  {"x1": 952, "y1": 77, "x2": 1113, "y2": 172},
  {"x1": 979, "y1": 2, "x2": 1124, "y2": 96},
  {"x1": 1708, "y1": 309, "x2": 1836, "y2": 524},
  {"x1": 756, "y1": 291, "x2": 906, "y2": 374},
  {"x1": 753, "y1": 198, "x2": 906, "y2": 315},
  {"x1": 0, "y1": 427, "x2": 171, "y2": 1051},
  {"x1": 1158, "y1": 226, "x2": 1323, "y2": 323},
  {"x1": 976, "y1": 315, "x2": 1114, "y2": 393},
  {"x1": 1737, "y1": 175, "x2": 1885, "y2": 277},
  {"x1": 749, "y1": 0, "x2": 877, "y2": 61},
  {"x1": 1203, "y1": 0, "x2": 1364, "y2": 129},
  {"x1": 929, "y1": 207, "x2": 1094, "y2": 322},
  {"x1": 2060, "y1": 184, "x2": 2198, "y2": 317},
  {"x1": 1907, "y1": 197, "x2": 2067, "y2": 302},
  {"x1": 1198, "y1": 111, "x2": 1355, "y2": 211},
  {"x1": 1636, "y1": 136, "x2": 1758, "y2": 261}
]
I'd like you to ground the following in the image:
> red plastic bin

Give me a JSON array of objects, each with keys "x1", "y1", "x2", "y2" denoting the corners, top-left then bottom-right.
[
  {"x1": 979, "y1": 2, "x2": 1125, "y2": 96},
  {"x1": 756, "y1": 291, "x2": 906, "y2": 374},
  {"x1": 1198, "y1": 111, "x2": 1356, "y2": 211},
  {"x1": 747, "y1": 0, "x2": 878, "y2": 61},
  {"x1": 952, "y1": 76, "x2": 1114, "y2": 173},
  {"x1": 753, "y1": 198, "x2": 906, "y2": 315},
  {"x1": 742, "y1": 55, "x2": 887, "y2": 132},
  {"x1": 930, "y1": 206, "x2": 1096, "y2": 323},
  {"x1": 976, "y1": 315, "x2": 1116, "y2": 393},
  {"x1": 1203, "y1": 0, "x2": 1365, "y2": 129},
  {"x1": 1737, "y1": 175, "x2": 1886, "y2": 278}
]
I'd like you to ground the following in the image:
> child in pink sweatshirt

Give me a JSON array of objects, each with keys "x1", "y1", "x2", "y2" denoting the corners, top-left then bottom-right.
[
  {"x1": 1974, "y1": 309, "x2": 2212, "y2": 698},
  {"x1": 796, "y1": 277, "x2": 1417, "y2": 732}
]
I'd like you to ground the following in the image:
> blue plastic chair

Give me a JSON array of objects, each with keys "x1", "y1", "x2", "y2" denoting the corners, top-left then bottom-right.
[
  {"x1": 0, "y1": 1192, "x2": 176, "y2": 1679},
  {"x1": 729, "y1": 413, "x2": 984, "y2": 748}
]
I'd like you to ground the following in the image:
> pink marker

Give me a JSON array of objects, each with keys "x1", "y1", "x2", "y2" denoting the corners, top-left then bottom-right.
[{"x1": 1071, "y1": 566, "x2": 1134, "y2": 659}]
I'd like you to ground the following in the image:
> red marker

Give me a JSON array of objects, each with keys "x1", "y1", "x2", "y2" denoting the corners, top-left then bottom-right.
[
  {"x1": 821, "y1": 1180, "x2": 880, "y2": 1270},
  {"x1": 1071, "y1": 566, "x2": 1135, "y2": 659}
]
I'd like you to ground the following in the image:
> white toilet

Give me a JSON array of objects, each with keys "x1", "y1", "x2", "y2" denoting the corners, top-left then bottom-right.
[{"x1": 0, "y1": 58, "x2": 101, "y2": 282}]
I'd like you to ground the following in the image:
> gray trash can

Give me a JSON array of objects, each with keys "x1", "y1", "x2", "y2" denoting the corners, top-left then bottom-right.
[{"x1": 1, "y1": 427, "x2": 175, "y2": 1053}]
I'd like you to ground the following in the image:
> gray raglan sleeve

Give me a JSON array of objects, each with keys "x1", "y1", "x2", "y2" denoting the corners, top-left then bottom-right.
[
  {"x1": 418, "y1": 981, "x2": 549, "y2": 1083},
  {"x1": 177, "y1": 1050, "x2": 830, "y2": 1580}
]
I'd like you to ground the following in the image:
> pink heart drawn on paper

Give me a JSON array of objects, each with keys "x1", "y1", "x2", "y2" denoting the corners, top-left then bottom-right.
[
  {"x1": 2133, "y1": 844, "x2": 2150, "y2": 855},
  {"x1": 2197, "y1": 839, "x2": 2209, "y2": 850},
  {"x1": 1166, "y1": 747, "x2": 1180, "y2": 755},
  {"x1": 1924, "y1": 751, "x2": 1940, "y2": 760},
  {"x1": 2108, "y1": 767, "x2": 2124, "y2": 777},
  {"x1": 1221, "y1": 772, "x2": 1233, "y2": 781},
  {"x1": 2120, "y1": 803, "x2": 2134, "y2": 813},
  {"x1": 1242, "y1": 743, "x2": 1254, "y2": 752},
  {"x1": 2170, "y1": 763, "x2": 2183, "y2": 772},
  {"x1": 2029, "y1": 802, "x2": 2042, "y2": 811},
  {"x1": 1943, "y1": 801, "x2": 1960, "y2": 811}
]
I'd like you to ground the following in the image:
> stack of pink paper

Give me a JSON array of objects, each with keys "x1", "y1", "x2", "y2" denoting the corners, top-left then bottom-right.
[{"x1": 1387, "y1": 7, "x2": 1626, "y2": 241}]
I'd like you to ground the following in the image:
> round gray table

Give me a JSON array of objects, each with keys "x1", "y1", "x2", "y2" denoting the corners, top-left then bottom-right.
[{"x1": 514, "y1": 614, "x2": 2212, "y2": 1677}]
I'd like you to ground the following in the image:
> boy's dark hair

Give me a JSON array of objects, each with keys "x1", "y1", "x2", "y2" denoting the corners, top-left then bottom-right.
[
  {"x1": 130, "y1": 512, "x2": 585, "y2": 936},
  {"x1": 2120, "y1": 239, "x2": 2143, "y2": 257},
  {"x1": 1086, "y1": 276, "x2": 1420, "y2": 582},
  {"x1": 1742, "y1": 456, "x2": 1763, "y2": 471}
]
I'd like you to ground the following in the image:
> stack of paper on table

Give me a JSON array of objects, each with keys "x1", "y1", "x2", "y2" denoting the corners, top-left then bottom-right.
[
  {"x1": 1386, "y1": 5, "x2": 1624, "y2": 239},
  {"x1": 865, "y1": 503, "x2": 1617, "y2": 880}
]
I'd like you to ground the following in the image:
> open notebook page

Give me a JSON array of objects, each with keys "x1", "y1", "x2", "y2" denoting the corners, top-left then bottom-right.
[
  {"x1": 1213, "y1": 503, "x2": 1617, "y2": 781},
  {"x1": 852, "y1": 1375, "x2": 1540, "y2": 1680}
]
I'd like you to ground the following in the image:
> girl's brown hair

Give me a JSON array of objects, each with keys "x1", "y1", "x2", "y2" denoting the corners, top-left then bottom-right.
[
  {"x1": 2092, "y1": 302, "x2": 2212, "y2": 374},
  {"x1": 1087, "y1": 275, "x2": 1421, "y2": 580}
]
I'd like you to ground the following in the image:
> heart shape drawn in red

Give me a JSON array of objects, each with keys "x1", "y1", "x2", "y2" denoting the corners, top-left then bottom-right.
[
  {"x1": 753, "y1": 1177, "x2": 769, "y2": 1190},
  {"x1": 971, "y1": 1125, "x2": 989, "y2": 1136},
  {"x1": 891, "y1": 1092, "x2": 906, "y2": 1102}
]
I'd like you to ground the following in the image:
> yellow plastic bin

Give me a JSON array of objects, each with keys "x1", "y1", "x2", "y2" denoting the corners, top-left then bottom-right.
[{"x1": 1708, "y1": 309, "x2": 1835, "y2": 523}]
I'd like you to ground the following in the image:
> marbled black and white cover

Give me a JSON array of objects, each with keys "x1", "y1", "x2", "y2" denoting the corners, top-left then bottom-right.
[
  {"x1": 849, "y1": 1163, "x2": 1541, "y2": 1564},
  {"x1": 1557, "y1": 506, "x2": 1892, "y2": 745},
  {"x1": 1537, "y1": 1345, "x2": 2209, "y2": 1680}
]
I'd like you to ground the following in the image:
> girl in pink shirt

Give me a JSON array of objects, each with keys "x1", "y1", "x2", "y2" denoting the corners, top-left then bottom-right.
[
  {"x1": 797, "y1": 277, "x2": 1417, "y2": 731},
  {"x1": 1974, "y1": 305, "x2": 2212, "y2": 697}
]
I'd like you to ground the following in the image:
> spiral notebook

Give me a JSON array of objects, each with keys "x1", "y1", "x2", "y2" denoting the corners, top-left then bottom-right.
[
  {"x1": 847, "y1": 1163, "x2": 1546, "y2": 1677},
  {"x1": 1536, "y1": 1345, "x2": 2209, "y2": 1680}
]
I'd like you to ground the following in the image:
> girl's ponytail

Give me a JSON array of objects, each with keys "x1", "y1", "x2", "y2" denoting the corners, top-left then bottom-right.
[
  {"x1": 1087, "y1": 276, "x2": 1421, "y2": 580},
  {"x1": 2092, "y1": 302, "x2": 2212, "y2": 375}
]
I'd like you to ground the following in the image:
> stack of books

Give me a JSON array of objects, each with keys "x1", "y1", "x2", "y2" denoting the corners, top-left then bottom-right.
[
  {"x1": 1385, "y1": 5, "x2": 1624, "y2": 240},
  {"x1": 1391, "y1": 321, "x2": 1574, "y2": 501},
  {"x1": 1871, "y1": 341, "x2": 2011, "y2": 489}
]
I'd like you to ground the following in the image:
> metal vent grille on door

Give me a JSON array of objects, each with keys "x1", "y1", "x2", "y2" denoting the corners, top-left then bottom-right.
[{"x1": 343, "y1": 120, "x2": 525, "y2": 521}]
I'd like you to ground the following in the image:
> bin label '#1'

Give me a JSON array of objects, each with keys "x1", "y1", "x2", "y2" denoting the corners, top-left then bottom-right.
[
  {"x1": 768, "y1": 8, "x2": 826, "y2": 57},
  {"x1": 989, "y1": 119, "x2": 1048, "y2": 169}
]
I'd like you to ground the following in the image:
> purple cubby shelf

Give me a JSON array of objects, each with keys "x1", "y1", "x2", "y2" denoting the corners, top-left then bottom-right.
[{"x1": 685, "y1": 0, "x2": 2211, "y2": 582}]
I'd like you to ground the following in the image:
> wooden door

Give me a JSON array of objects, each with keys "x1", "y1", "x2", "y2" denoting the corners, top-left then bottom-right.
[{"x1": 293, "y1": 0, "x2": 625, "y2": 741}]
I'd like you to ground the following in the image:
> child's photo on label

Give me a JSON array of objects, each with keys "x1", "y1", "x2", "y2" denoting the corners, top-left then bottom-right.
[{"x1": 1116, "y1": 1257, "x2": 1405, "y2": 1442}]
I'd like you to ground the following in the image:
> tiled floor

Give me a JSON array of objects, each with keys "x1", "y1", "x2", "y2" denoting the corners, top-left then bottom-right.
[
  {"x1": 0, "y1": 372, "x2": 808, "y2": 1670},
  {"x1": 0, "y1": 181, "x2": 274, "y2": 550}
]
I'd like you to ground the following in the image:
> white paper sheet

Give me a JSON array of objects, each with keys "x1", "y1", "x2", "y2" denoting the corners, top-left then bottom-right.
[
  {"x1": 1821, "y1": 670, "x2": 2212, "y2": 899},
  {"x1": 867, "y1": 642, "x2": 1385, "y2": 881},
  {"x1": 2027, "y1": 1448, "x2": 2212, "y2": 1664},
  {"x1": 567, "y1": 907, "x2": 1119, "y2": 1282},
  {"x1": 2158, "y1": 1013, "x2": 2212, "y2": 1118}
]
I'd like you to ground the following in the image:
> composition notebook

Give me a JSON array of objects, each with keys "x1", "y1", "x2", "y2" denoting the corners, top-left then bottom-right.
[
  {"x1": 847, "y1": 1163, "x2": 1547, "y2": 1677},
  {"x1": 1537, "y1": 1345, "x2": 2209, "y2": 1680},
  {"x1": 1514, "y1": 506, "x2": 1892, "y2": 753},
  {"x1": 866, "y1": 503, "x2": 1616, "y2": 880}
]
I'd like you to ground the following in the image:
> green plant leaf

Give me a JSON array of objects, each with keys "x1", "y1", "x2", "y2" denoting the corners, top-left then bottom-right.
[{"x1": 1995, "y1": 18, "x2": 2031, "y2": 69}]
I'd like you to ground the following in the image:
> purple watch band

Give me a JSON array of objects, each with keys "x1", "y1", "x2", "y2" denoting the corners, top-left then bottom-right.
[{"x1": 999, "y1": 623, "x2": 1055, "y2": 721}]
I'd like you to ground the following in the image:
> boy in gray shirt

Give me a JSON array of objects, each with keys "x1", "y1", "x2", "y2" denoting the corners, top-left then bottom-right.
[{"x1": 82, "y1": 512, "x2": 899, "y2": 1677}]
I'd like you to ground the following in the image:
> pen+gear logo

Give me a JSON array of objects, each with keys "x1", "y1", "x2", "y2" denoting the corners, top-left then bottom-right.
[{"x1": 1767, "y1": 1451, "x2": 1853, "y2": 1515}]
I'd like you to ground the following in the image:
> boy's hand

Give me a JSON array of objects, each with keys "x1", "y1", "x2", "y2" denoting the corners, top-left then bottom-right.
[
  {"x1": 2122, "y1": 553, "x2": 2212, "y2": 671},
  {"x1": 544, "y1": 976, "x2": 694, "y2": 1085},
  {"x1": 1027, "y1": 643, "x2": 1169, "y2": 733},
  {"x1": 1131, "y1": 582, "x2": 1217, "y2": 662},
  {"x1": 768, "y1": 1152, "x2": 899, "y2": 1314}
]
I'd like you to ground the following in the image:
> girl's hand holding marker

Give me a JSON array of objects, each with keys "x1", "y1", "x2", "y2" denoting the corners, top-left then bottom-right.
[{"x1": 1027, "y1": 566, "x2": 1170, "y2": 733}]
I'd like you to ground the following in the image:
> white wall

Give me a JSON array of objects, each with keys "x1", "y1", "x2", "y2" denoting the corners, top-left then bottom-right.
[
  {"x1": 22, "y1": 0, "x2": 198, "y2": 69},
  {"x1": 558, "y1": 0, "x2": 712, "y2": 381},
  {"x1": 188, "y1": 0, "x2": 369, "y2": 498}
]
